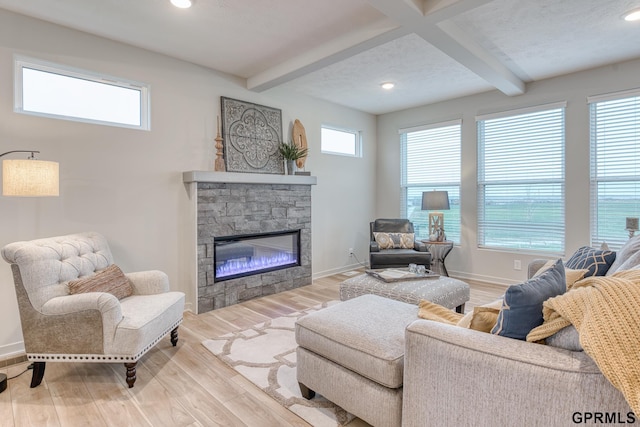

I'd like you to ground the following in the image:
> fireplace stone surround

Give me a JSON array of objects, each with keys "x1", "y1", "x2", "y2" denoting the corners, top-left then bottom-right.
[{"x1": 183, "y1": 171, "x2": 317, "y2": 313}]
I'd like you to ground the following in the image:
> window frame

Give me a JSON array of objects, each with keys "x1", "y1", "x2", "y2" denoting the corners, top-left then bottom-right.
[
  {"x1": 14, "y1": 55, "x2": 150, "y2": 131},
  {"x1": 588, "y1": 89, "x2": 640, "y2": 249},
  {"x1": 320, "y1": 125, "x2": 362, "y2": 157},
  {"x1": 476, "y1": 102, "x2": 566, "y2": 254},
  {"x1": 399, "y1": 119, "x2": 462, "y2": 244}
]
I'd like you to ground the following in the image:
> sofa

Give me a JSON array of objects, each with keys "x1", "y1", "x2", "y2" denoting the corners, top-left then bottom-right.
[
  {"x1": 298, "y1": 239, "x2": 638, "y2": 426},
  {"x1": 402, "y1": 244, "x2": 638, "y2": 426}
]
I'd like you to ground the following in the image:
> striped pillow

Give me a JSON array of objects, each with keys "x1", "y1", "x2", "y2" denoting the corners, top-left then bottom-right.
[{"x1": 68, "y1": 264, "x2": 133, "y2": 300}]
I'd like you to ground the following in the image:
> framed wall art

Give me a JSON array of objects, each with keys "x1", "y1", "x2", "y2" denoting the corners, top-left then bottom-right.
[{"x1": 220, "y1": 97, "x2": 283, "y2": 174}]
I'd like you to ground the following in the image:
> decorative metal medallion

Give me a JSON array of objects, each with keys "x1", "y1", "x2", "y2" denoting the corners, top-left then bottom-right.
[{"x1": 221, "y1": 97, "x2": 283, "y2": 174}]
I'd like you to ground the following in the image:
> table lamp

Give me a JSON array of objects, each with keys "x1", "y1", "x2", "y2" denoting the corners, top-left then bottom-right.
[
  {"x1": 626, "y1": 217, "x2": 639, "y2": 239},
  {"x1": 422, "y1": 190, "x2": 450, "y2": 241},
  {"x1": 1, "y1": 150, "x2": 59, "y2": 197}
]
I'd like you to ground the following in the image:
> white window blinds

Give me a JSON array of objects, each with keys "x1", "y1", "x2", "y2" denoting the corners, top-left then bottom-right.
[
  {"x1": 589, "y1": 91, "x2": 640, "y2": 249},
  {"x1": 400, "y1": 120, "x2": 461, "y2": 243},
  {"x1": 477, "y1": 103, "x2": 565, "y2": 252}
]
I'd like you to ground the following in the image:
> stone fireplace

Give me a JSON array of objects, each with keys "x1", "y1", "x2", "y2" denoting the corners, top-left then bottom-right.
[{"x1": 184, "y1": 171, "x2": 316, "y2": 314}]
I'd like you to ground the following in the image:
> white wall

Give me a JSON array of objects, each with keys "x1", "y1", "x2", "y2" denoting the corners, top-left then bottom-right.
[
  {"x1": 0, "y1": 9, "x2": 376, "y2": 359},
  {"x1": 377, "y1": 58, "x2": 640, "y2": 287}
]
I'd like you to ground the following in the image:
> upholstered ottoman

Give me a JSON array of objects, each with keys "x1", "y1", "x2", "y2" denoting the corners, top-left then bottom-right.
[
  {"x1": 340, "y1": 273, "x2": 470, "y2": 313},
  {"x1": 295, "y1": 294, "x2": 418, "y2": 427}
]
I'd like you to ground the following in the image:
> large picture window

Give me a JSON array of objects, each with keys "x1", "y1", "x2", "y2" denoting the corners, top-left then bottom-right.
[
  {"x1": 589, "y1": 90, "x2": 640, "y2": 249},
  {"x1": 477, "y1": 103, "x2": 566, "y2": 252},
  {"x1": 400, "y1": 120, "x2": 461, "y2": 244},
  {"x1": 14, "y1": 56, "x2": 150, "y2": 130}
]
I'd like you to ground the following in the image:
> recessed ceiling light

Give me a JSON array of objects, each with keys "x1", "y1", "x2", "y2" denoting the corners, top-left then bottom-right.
[
  {"x1": 623, "y1": 8, "x2": 640, "y2": 21},
  {"x1": 381, "y1": 82, "x2": 395, "y2": 90},
  {"x1": 171, "y1": 0, "x2": 193, "y2": 9}
]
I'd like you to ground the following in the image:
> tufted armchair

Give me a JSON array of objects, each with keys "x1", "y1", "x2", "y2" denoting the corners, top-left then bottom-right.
[
  {"x1": 369, "y1": 219, "x2": 432, "y2": 270},
  {"x1": 1, "y1": 231, "x2": 185, "y2": 388}
]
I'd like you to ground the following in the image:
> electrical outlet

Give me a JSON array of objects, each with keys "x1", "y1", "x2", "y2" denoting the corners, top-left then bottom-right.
[
  {"x1": 349, "y1": 248, "x2": 354, "y2": 257},
  {"x1": 514, "y1": 259, "x2": 522, "y2": 271}
]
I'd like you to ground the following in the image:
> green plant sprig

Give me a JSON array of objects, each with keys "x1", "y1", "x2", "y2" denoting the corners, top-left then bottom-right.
[{"x1": 278, "y1": 141, "x2": 308, "y2": 160}]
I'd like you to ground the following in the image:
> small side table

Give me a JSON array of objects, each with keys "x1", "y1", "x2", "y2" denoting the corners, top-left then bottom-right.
[{"x1": 422, "y1": 240, "x2": 454, "y2": 276}]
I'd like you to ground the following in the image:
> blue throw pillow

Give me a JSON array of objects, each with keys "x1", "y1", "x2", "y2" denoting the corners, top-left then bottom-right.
[
  {"x1": 491, "y1": 259, "x2": 566, "y2": 340},
  {"x1": 565, "y1": 246, "x2": 616, "y2": 277}
]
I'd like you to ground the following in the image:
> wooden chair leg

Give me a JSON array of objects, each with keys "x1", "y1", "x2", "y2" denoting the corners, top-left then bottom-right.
[
  {"x1": 30, "y1": 362, "x2": 46, "y2": 388},
  {"x1": 125, "y1": 362, "x2": 137, "y2": 388},
  {"x1": 171, "y1": 327, "x2": 179, "y2": 346},
  {"x1": 299, "y1": 382, "x2": 315, "y2": 399}
]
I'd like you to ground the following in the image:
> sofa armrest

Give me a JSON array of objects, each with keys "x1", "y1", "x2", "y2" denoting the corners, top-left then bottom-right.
[
  {"x1": 126, "y1": 270, "x2": 170, "y2": 294},
  {"x1": 402, "y1": 320, "x2": 631, "y2": 427},
  {"x1": 370, "y1": 241, "x2": 380, "y2": 252},
  {"x1": 39, "y1": 293, "x2": 123, "y2": 353},
  {"x1": 528, "y1": 259, "x2": 552, "y2": 278},
  {"x1": 42, "y1": 293, "x2": 121, "y2": 319}
]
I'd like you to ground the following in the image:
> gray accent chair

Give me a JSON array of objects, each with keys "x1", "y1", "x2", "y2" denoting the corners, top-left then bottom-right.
[
  {"x1": 1, "y1": 232, "x2": 185, "y2": 388},
  {"x1": 369, "y1": 218, "x2": 431, "y2": 269}
]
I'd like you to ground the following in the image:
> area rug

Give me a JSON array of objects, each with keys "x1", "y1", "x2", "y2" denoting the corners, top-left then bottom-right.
[{"x1": 202, "y1": 301, "x2": 356, "y2": 427}]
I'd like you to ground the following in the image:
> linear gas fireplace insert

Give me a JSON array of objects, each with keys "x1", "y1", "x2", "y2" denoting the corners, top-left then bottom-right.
[{"x1": 213, "y1": 229, "x2": 301, "y2": 282}]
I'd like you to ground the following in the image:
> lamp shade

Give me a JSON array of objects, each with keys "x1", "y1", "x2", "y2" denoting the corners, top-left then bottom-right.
[
  {"x1": 422, "y1": 191, "x2": 450, "y2": 211},
  {"x1": 3, "y1": 159, "x2": 59, "y2": 196}
]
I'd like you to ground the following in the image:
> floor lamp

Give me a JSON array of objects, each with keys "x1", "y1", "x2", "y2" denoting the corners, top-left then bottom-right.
[
  {"x1": 0, "y1": 150, "x2": 58, "y2": 392},
  {"x1": 1, "y1": 150, "x2": 59, "y2": 197},
  {"x1": 422, "y1": 190, "x2": 450, "y2": 242}
]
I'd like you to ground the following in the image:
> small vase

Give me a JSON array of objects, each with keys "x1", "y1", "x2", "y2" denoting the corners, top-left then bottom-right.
[{"x1": 285, "y1": 160, "x2": 295, "y2": 175}]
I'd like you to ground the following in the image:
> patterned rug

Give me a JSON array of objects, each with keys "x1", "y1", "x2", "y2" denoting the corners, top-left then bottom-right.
[{"x1": 202, "y1": 301, "x2": 357, "y2": 427}]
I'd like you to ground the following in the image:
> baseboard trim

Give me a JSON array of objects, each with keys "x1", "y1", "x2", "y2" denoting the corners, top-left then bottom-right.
[
  {"x1": 448, "y1": 270, "x2": 514, "y2": 288},
  {"x1": 312, "y1": 263, "x2": 366, "y2": 280},
  {"x1": 0, "y1": 353, "x2": 28, "y2": 368}
]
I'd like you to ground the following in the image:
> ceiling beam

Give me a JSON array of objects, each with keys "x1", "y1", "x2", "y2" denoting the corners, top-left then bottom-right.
[
  {"x1": 368, "y1": 0, "x2": 525, "y2": 95},
  {"x1": 248, "y1": 0, "x2": 524, "y2": 97},
  {"x1": 247, "y1": 23, "x2": 410, "y2": 92}
]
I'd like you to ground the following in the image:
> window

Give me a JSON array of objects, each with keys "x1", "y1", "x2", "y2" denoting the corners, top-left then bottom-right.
[
  {"x1": 14, "y1": 56, "x2": 150, "y2": 130},
  {"x1": 589, "y1": 90, "x2": 640, "y2": 249},
  {"x1": 321, "y1": 126, "x2": 361, "y2": 157},
  {"x1": 400, "y1": 120, "x2": 461, "y2": 244},
  {"x1": 477, "y1": 103, "x2": 566, "y2": 252}
]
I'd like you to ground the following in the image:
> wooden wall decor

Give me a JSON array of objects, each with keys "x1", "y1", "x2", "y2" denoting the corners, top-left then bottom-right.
[
  {"x1": 292, "y1": 119, "x2": 308, "y2": 169},
  {"x1": 221, "y1": 97, "x2": 283, "y2": 174}
]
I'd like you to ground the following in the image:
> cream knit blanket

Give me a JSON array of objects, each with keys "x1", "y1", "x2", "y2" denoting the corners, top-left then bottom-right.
[{"x1": 527, "y1": 269, "x2": 640, "y2": 415}]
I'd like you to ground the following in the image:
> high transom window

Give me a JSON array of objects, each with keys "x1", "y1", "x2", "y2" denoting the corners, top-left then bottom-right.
[
  {"x1": 321, "y1": 125, "x2": 361, "y2": 157},
  {"x1": 14, "y1": 56, "x2": 150, "y2": 130}
]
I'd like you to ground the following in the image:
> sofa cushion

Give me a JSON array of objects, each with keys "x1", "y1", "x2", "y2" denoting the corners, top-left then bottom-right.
[
  {"x1": 534, "y1": 259, "x2": 588, "y2": 290},
  {"x1": 457, "y1": 298, "x2": 503, "y2": 330},
  {"x1": 418, "y1": 299, "x2": 463, "y2": 324},
  {"x1": 373, "y1": 232, "x2": 414, "y2": 249},
  {"x1": 468, "y1": 306, "x2": 502, "y2": 333},
  {"x1": 68, "y1": 264, "x2": 134, "y2": 300},
  {"x1": 607, "y1": 234, "x2": 640, "y2": 275},
  {"x1": 546, "y1": 325, "x2": 582, "y2": 352},
  {"x1": 491, "y1": 259, "x2": 565, "y2": 340},
  {"x1": 565, "y1": 246, "x2": 616, "y2": 277}
]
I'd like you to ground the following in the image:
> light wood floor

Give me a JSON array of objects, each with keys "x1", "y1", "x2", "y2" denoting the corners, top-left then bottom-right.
[{"x1": 0, "y1": 270, "x2": 505, "y2": 427}]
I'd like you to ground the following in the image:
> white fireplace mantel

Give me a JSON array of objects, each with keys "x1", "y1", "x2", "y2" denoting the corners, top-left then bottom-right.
[{"x1": 183, "y1": 171, "x2": 317, "y2": 186}]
